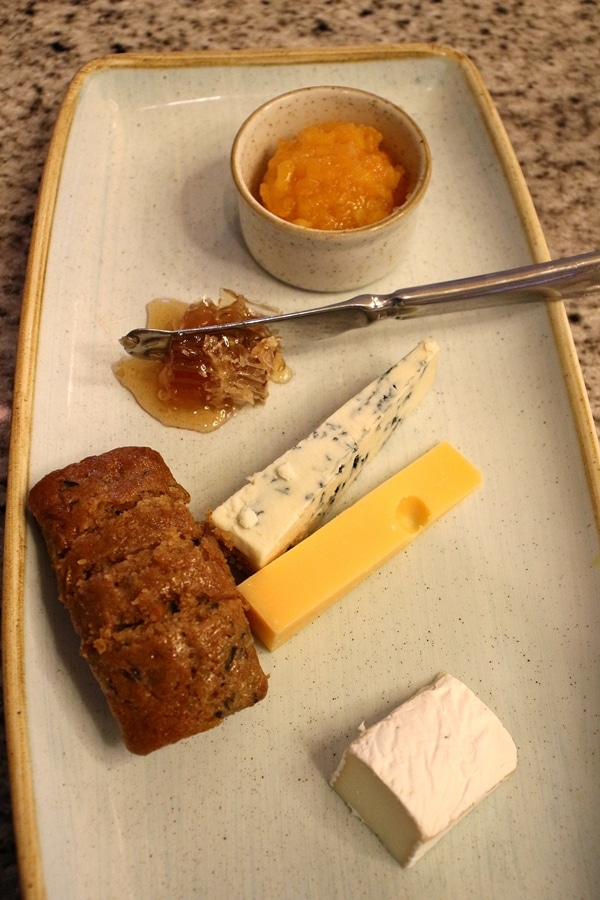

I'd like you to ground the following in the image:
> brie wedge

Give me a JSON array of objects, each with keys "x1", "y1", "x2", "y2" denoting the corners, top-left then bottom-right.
[{"x1": 330, "y1": 673, "x2": 517, "y2": 867}]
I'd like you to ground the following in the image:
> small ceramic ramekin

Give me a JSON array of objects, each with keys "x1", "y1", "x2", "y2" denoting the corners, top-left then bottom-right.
[{"x1": 231, "y1": 85, "x2": 431, "y2": 292}]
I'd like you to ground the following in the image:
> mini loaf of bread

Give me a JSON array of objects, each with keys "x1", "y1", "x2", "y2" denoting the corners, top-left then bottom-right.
[{"x1": 28, "y1": 446, "x2": 268, "y2": 755}]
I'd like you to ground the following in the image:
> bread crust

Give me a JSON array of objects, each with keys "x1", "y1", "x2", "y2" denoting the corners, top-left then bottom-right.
[{"x1": 28, "y1": 446, "x2": 268, "y2": 754}]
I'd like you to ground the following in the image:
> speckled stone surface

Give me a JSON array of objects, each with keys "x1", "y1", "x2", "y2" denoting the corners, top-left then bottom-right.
[{"x1": 1, "y1": 1, "x2": 599, "y2": 895}]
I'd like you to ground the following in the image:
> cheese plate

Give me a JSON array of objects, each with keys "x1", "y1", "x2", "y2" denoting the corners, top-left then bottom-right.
[{"x1": 4, "y1": 46, "x2": 600, "y2": 899}]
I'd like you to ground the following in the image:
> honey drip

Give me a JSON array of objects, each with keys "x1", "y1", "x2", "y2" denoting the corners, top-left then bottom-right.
[{"x1": 114, "y1": 292, "x2": 291, "y2": 433}]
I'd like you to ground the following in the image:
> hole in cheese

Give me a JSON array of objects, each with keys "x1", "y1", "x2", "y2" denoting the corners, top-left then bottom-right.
[
  {"x1": 238, "y1": 442, "x2": 482, "y2": 651},
  {"x1": 396, "y1": 495, "x2": 430, "y2": 533}
]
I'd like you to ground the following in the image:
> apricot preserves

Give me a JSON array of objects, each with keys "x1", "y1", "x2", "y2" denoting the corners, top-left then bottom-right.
[{"x1": 259, "y1": 121, "x2": 406, "y2": 231}]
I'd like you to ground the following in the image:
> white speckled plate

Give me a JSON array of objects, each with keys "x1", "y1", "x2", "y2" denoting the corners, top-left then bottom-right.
[{"x1": 4, "y1": 46, "x2": 600, "y2": 899}]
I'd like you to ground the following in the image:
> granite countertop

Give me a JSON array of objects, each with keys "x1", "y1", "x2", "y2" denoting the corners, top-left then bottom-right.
[{"x1": 1, "y1": 1, "x2": 599, "y2": 896}]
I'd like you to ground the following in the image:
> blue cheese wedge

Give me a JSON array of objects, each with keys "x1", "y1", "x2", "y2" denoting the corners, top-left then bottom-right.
[
  {"x1": 330, "y1": 673, "x2": 517, "y2": 867},
  {"x1": 210, "y1": 340, "x2": 439, "y2": 570}
]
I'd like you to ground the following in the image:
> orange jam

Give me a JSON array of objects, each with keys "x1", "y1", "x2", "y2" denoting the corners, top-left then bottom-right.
[
  {"x1": 114, "y1": 292, "x2": 291, "y2": 433},
  {"x1": 259, "y1": 121, "x2": 407, "y2": 231}
]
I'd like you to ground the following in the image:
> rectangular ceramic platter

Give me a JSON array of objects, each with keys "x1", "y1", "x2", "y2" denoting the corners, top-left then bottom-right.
[{"x1": 9, "y1": 47, "x2": 600, "y2": 898}]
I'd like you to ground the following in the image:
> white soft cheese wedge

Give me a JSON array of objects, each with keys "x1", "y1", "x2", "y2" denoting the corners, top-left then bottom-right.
[
  {"x1": 330, "y1": 673, "x2": 517, "y2": 867},
  {"x1": 210, "y1": 340, "x2": 439, "y2": 569}
]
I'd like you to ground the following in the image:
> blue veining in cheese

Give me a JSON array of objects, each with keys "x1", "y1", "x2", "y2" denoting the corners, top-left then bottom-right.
[{"x1": 210, "y1": 340, "x2": 439, "y2": 569}]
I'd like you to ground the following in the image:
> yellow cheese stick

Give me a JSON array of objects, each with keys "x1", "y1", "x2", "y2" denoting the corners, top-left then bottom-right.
[{"x1": 239, "y1": 441, "x2": 481, "y2": 650}]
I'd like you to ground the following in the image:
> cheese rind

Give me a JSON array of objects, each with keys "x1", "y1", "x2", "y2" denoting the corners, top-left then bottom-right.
[
  {"x1": 330, "y1": 673, "x2": 517, "y2": 867},
  {"x1": 210, "y1": 340, "x2": 439, "y2": 570},
  {"x1": 238, "y1": 441, "x2": 481, "y2": 650}
]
